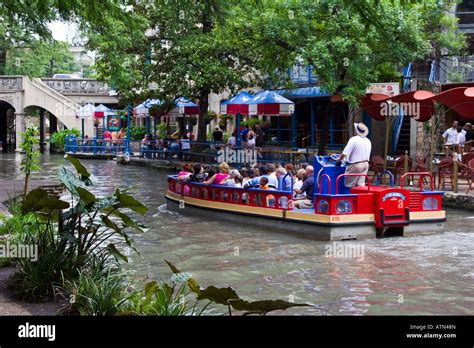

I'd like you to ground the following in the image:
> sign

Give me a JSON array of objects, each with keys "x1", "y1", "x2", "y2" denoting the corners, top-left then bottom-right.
[
  {"x1": 366, "y1": 83, "x2": 400, "y2": 97},
  {"x1": 106, "y1": 114, "x2": 121, "y2": 131}
]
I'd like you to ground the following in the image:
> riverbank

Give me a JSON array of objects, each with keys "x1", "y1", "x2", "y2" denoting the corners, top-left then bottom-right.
[
  {"x1": 0, "y1": 267, "x2": 59, "y2": 315},
  {"x1": 69, "y1": 152, "x2": 474, "y2": 212}
]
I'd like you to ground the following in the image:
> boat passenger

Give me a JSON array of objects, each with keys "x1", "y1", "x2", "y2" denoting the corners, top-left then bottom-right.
[
  {"x1": 276, "y1": 167, "x2": 293, "y2": 191},
  {"x1": 293, "y1": 168, "x2": 307, "y2": 200},
  {"x1": 223, "y1": 169, "x2": 242, "y2": 187},
  {"x1": 177, "y1": 163, "x2": 193, "y2": 181},
  {"x1": 246, "y1": 165, "x2": 278, "y2": 190},
  {"x1": 259, "y1": 177, "x2": 270, "y2": 190},
  {"x1": 242, "y1": 168, "x2": 255, "y2": 188},
  {"x1": 182, "y1": 163, "x2": 205, "y2": 183},
  {"x1": 293, "y1": 165, "x2": 314, "y2": 209},
  {"x1": 204, "y1": 162, "x2": 230, "y2": 185}
]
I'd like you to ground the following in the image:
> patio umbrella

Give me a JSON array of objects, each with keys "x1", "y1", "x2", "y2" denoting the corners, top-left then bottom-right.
[
  {"x1": 94, "y1": 104, "x2": 113, "y2": 118},
  {"x1": 249, "y1": 90, "x2": 294, "y2": 116},
  {"x1": 167, "y1": 97, "x2": 199, "y2": 116},
  {"x1": 220, "y1": 91, "x2": 254, "y2": 147},
  {"x1": 220, "y1": 91, "x2": 253, "y2": 115},
  {"x1": 76, "y1": 103, "x2": 95, "y2": 138},
  {"x1": 133, "y1": 99, "x2": 162, "y2": 117}
]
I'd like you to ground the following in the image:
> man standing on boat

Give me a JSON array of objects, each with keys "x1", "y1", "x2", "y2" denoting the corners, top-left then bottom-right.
[{"x1": 336, "y1": 123, "x2": 372, "y2": 187}]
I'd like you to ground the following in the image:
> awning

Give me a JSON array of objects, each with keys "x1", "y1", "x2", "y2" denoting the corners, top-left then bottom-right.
[
  {"x1": 361, "y1": 87, "x2": 474, "y2": 122},
  {"x1": 272, "y1": 86, "x2": 331, "y2": 99},
  {"x1": 93, "y1": 104, "x2": 113, "y2": 118}
]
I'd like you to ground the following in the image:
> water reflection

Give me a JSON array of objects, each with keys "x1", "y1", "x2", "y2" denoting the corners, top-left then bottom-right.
[{"x1": 1, "y1": 153, "x2": 473, "y2": 315}]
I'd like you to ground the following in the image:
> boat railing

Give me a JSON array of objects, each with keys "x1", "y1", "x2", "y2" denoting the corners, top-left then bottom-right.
[
  {"x1": 167, "y1": 176, "x2": 293, "y2": 210},
  {"x1": 318, "y1": 174, "x2": 332, "y2": 194},
  {"x1": 400, "y1": 172, "x2": 434, "y2": 192},
  {"x1": 376, "y1": 170, "x2": 395, "y2": 187}
]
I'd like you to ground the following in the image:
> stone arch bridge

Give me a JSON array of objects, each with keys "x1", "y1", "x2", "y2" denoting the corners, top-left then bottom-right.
[{"x1": 0, "y1": 76, "x2": 119, "y2": 151}]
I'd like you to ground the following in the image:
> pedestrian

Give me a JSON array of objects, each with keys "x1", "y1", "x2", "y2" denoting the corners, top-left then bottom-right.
[
  {"x1": 336, "y1": 122, "x2": 372, "y2": 188},
  {"x1": 442, "y1": 120, "x2": 459, "y2": 145}
]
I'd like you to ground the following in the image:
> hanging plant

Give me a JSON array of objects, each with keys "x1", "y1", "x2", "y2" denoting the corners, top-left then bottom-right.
[
  {"x1": 203, "y1": 111, "x2": 217, "y2": 125},
  {"x1": 189, "y1": 116, "x2": 198, "y2": 126}
]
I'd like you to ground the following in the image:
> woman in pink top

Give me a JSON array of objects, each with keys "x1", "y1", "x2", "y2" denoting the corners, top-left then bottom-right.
[{"x1": 204, "y1": 162, "x2": 230, "y2": 185}]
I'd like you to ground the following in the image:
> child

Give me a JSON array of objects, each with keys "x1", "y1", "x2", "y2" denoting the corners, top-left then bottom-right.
[{"x1": 259, "y1": 176, "x2": 269, "y2": 190}]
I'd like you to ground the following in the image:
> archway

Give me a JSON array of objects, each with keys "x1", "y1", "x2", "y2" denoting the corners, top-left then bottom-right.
[{"x1": 0, "y1": 101, "x2": 15, "y2": 152}]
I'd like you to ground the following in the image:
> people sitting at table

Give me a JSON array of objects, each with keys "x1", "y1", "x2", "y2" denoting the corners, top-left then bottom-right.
[
  {"x1": 293, "y1": 165, "x2": 314, "y2": 209},
  {"x1": 203, "y1": 162, "x2": 230, "y2": 185}
]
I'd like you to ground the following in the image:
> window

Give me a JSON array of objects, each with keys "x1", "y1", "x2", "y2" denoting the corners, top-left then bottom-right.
[
  {"x1": 201, "y1": 188, "x2": 208, "y2": 200},
  {"x1": 254, "y1": 193, "x2": 263, "y2": 206},
  {"x1": 336, "y1": 200, "x2": 352, "y2": 214},
  {"x1": 422, "y1": 197, "x2": 438, "y2": 211},
  {"x1": 191, "y1": 187, "x2": 198, "y2": 198},
  {"x1": 211, "y1": 189, "x2": 217, "y2": 201},
  {"x1": 278, "y1": 196, "x2": 289, "y2": 209},
  {"x1": 242, "y1": 192, "x2": 249, "y2": 204},
  {"x1": 221, "y1": 191, "x2": 229, "y2": 202},
  {"x1": 317, "y1": 200, "x2": 329, "y2": 214},
  {"x1": 232, "y1": 192, "x2": 240, "y2": 203}
]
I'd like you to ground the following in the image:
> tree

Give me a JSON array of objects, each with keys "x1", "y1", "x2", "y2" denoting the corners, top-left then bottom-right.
[
  {"x1": 87, "y1": 0, "x2": 270, "y2": 142},
  {"x1": 5, "y1": 40, "x2": 77, "y2": 78},
  {"x1": 230, "y1": 0, "x2": 466, "y2": 153}
]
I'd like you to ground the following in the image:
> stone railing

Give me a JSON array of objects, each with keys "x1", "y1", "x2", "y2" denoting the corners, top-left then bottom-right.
[
  {"x1": 0, "y1": 76, "x2": 23, "y2": 91},
  {"x1": 40, "y1": 78, "x2": 112, "y2": 95}
]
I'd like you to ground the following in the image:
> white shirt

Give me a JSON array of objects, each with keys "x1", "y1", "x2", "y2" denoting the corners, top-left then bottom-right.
[
  {"x1": 442, "y1": 128, "x2": 458, "y2": 144},
  {"x1": 293, "y1": 179, "x2": 306, "y2": 199},
  {"x1": 342, "y1": 136, "x2": 372, "y2": 163},
  {"x1": 457, "y1": 132, "x2": 466, "y2": 146},
  {"x1": 181, "y1": 139, "x2": 190, "y2": 150},
  {"x1": 227, "y1": 136, "x2": 236, "y2": 147}
]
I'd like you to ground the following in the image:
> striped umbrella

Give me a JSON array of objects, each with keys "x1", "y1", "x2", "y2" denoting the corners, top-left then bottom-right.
[{"x1": 249, "y1": 90, "x2": 294, "y2": 116}]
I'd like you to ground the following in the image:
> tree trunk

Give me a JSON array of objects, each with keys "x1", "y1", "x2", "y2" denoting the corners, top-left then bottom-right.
[
  {"x1": 198, "y1": 91, "x2": 210, "y2": 143},
  {"x1": 318, "y1": 102, "x2": 333, "y2": 155}
]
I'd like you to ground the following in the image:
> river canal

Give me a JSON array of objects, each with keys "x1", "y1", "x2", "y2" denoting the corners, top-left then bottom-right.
[{"x1": 1, "y1": 153, "x2": 473, "y2": 315}]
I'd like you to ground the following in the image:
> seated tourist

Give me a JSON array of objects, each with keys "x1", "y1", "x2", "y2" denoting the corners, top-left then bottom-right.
[
  {"x1": 223, "y1": 169, "x2": 242, "y2": 187},
  {"x1": 177, "y1": 163, "x2": 193, "y2": 181},
  {"x1": 180, "y1": 163, "x2": 205, "y2": 183},
  {"x1": 204, "y1": 162, "x2": 230, "y2": 185},
  {"x1": 246, "y1": 165, "x2": 278, "y2": 190},
  {"x1": 293, "y1": 168, "x2": 307, "y2": 200},
  {"x1": 276, "y1": 167, "x2": 292, "y2": 191},
  {"x1": 242, "y1": 168, "x2": 255, "y2": 188},
  {"x1": 293, "y1": 165, "x2": 314, "y2": 209},
  {"x1": 259, "y1": 176, "x2": 270, "y2": 190}
]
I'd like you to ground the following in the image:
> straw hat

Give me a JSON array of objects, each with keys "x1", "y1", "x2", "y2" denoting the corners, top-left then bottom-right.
[{"x1": 354, "y1": 123, "x2": 369, "y2": 137}]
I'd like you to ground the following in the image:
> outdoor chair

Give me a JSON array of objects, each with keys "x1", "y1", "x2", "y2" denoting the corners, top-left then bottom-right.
[
  {"x1": 413, "y1": 156, "x2": 430, "y2": 186},
  {"x1": 466, "y1": 158, "x2": 474, "y2": 194},
  {"x1": 437, "y1": 157, "x2": 454, "y2": 191},
  {"x1": 461, "y1": 153, "x2": 474, "y2": 179},
  {"x1": 394, "y1": 155, "x2": 413, "y2": 184},
  {"x1": 370, "y1": 155, "x2": 385, "y2": 183}
]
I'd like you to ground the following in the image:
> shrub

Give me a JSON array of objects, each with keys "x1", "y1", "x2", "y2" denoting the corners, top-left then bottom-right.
[
  {"x1": 130, "y1": 125, "x2": 147, "y2": 140},
  {"x1": 7, "y1": 155, "x2": 148, "y2": 302},
  {"x1": 50, "y1": 128, "x2": 81, "y2": 151}
]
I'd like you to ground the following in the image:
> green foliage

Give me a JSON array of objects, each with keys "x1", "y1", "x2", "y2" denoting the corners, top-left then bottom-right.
[
  {"x1": 242, "y1": 118, "x2": 261, "y2": 129},
  {"x1": 5, "y1": 40, "x2": 77, "y2": 78},
  {"x1": 20, "y1": 126, "x2": 41, "y2": 197},
  {"x1": 164, "y1": 260, "x2": 310, "y2": 315},
  {"x1": 8, "y1": 155, "x2": 148, "y2": 301},
  {"x1": 50, "y1": 128, "x2": 81, "y2": 151},
  {"x1": 56, "y1": 270, "x2": 131, "y2": 315},
  {"x1": 130, "y1": 125, "x2": 147, "y2": 141},
  {"x1": 156, "y1": 123, "x2": 168, "y2": 140}
]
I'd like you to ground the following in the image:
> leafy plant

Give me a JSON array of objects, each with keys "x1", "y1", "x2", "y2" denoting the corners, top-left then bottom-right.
[
  {"x1": 130, "y1": 125, "x2": 147, "y2": 140},
  {"x1": 8, "y1": 155, "x2": 148, "y2": 301},
  {"x1": 50, "y1": 128, "x2": 81, "y2": 152},
  {"x1": 20, "y1": 126, "x2": 41, "y2": 197},
  {"x1": 164, "y1": 260, "x2": 310, "y2": 316},
  {"x1": 56, "y1": 269, "x2": 131, "y2": 315},
  {"x1": 156, "y1": 122, "x2": 168, "y2": 139},
  {"x1": 242, "y1": 118, "x2": 261, "y2": 129}
]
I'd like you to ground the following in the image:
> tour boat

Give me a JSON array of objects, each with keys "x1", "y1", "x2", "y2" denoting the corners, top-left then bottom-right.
[{"x1": 165, "y1": 156, "x2": 446, "y2": 240}]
